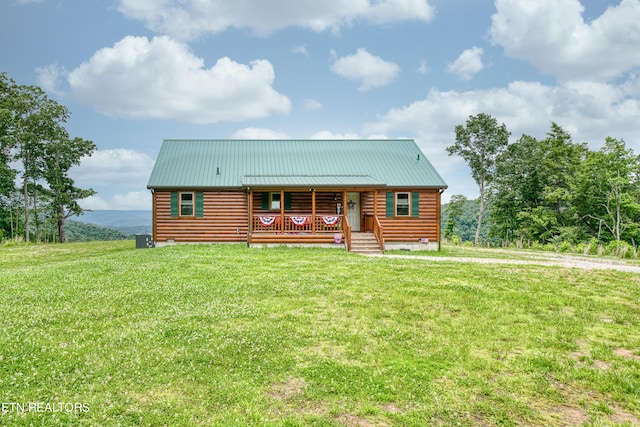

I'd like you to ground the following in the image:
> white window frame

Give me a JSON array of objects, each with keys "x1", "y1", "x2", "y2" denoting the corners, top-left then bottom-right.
[
  {"x1": 180, "y1": 192, "x2": 195, "y2": 217},
  {"x1": 270, "y1": 192, "x2": 281, "y2": 210},
  {"x1": 395, "y1": 192, "x2": 410, "y2": 216}
]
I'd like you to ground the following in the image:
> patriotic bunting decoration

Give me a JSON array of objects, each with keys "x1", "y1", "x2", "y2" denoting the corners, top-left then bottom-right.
[
  {"x1": 259, "y1": 216, "x2": 276, "y2": 226},
  {"x1": 290, "y1": 216, "x2": 308, "y2": 226},
  {"x1": 322, "y1": 216, "x2": 340, "y2": 226}
]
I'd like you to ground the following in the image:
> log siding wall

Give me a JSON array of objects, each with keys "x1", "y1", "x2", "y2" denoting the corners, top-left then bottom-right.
[
  {"x1": 375, "y1": 188, "x2": 441, "y2": 242},
  {"x1": 154, "y1": 191, "x2": 248, "y2": 242},
  {"x1": 152, "y1": 188, "x2": 442, "y2": 245}
]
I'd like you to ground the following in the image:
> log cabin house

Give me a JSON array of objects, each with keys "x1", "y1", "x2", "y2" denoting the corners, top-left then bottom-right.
[{"x1": 147, "y1": 139, "x2": 447, "y2": 252}]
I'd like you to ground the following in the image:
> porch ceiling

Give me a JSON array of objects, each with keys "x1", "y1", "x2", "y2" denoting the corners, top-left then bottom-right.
[{"x1": 242, "y1": 174, "x2": 385, "y2": 188}]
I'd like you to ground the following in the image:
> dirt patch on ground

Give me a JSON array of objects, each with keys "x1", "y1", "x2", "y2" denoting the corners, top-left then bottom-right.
[
  {"x1": 550, "y1": 405, "x2": 589, "y2": 426},
  {"x1": 610, "y1": 407, "x2": 640, "y2": 425},
  {"x1": 269, "y1": 377, "x2": 307, "y2": 400},
  {"x1": 592, "y1": 359, "x2": 611, "y2": 369},
  {"x1": 335, "y1": 413, "x2": 387, "y2": 427},
  {"x1": 614, "y1": 348, "x2": 640, "y2": 361}
]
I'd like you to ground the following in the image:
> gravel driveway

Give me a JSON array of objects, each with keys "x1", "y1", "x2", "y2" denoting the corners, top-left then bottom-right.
[{"x1": 376, "y1": 252, "x2": 640, "y2": 273}]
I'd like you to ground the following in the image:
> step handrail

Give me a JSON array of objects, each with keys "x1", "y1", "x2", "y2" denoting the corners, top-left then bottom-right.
[{"x1": 373, "y1": 217, "x2": 385, "y2": 251}]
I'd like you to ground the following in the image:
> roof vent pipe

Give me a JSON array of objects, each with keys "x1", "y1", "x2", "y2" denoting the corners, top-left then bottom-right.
[
  {"x1": 216, "y1": 167, "x2": 220, "y2": 175},
  {"x1": 416, "y1": 154, "x2": 420, "y2": 161}
]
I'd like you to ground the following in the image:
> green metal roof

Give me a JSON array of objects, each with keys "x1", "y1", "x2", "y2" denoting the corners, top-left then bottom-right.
[
  {"x1": 241, "y1": 175, "x2": 384, "y2": 187},
  {"x1": 147, "y1": 139, "x2": 448, "y2": 189}
]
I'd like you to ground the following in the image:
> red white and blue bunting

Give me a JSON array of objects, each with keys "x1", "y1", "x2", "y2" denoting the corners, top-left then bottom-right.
[
  {"x1": 322, "y1": 216, "x2": 340, "y2": 226},
  {"x1": 259, "y1": 216, "x2": 276, "y2": 226},
  {"x1": 290, "y1": 216, "x2": 308, "y2": 226}
]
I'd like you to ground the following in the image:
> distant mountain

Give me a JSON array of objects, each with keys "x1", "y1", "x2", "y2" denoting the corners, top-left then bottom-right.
[
  {"x1": 73, "y1": 210, "x2": 152, "y2": 235},
  {"x1": 65, "y1": 221, "x2": 133, "y2": 242}
]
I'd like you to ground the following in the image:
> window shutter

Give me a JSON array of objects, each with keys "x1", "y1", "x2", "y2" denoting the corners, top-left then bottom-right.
[
  {"x1": 261, "y1": 193, "x2": 269, "y2": 210},
  {"x1": 196, "y1": 192, "x2": 204, "y2": 217},
  {"x1": 170, "y1": 192, "x2": 178, "y2": 218},
  {"x1": 386, "y1": 192, "x2": 394, "y2": 218},
  {"x1": 284, "y1": 192, "x2": 292, "y2": 210},
  {"x1": 412, "y1": 192, "x2": 420, "y2": 217}
]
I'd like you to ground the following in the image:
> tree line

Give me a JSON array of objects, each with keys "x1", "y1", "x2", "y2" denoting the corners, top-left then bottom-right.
[
  {"x1": 1, "y1": 72, "x2": 96, "y2": 243},
  {"x1": 445, "y1": 113, "x2": 640, "y2": 255}
]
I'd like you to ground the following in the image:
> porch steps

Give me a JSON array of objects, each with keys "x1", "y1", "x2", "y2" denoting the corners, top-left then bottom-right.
[{"x1": 349, "y1": 232, "x2": 383, "y2": 255}]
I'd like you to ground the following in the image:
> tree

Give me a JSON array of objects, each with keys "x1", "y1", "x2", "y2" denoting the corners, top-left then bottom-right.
[
  {"x1": 491, "y1": 134, "x2": 545, "y2": 245},
  {"x1": 443, "y1": 194, "x2": 467, "y2": 240},
  {"x1": 574, "y1": 137, "x2": 640, "y2": 243},
  {"x1": 538, "y1": 123, "x2": 587, "y2": 236},
  {"x1": 40, "y1": 135, "x2": 96, "y2": 243},
  {"x1": 447, "y1": 113, "x2": 510, "y2": 245},
  {"x1": 1, "y1": 81, "x2": 70, "y2": 242},
  {"x1": 0, "y1": 73, "x2": 17, "y2": 239},
  {"x1": 1, "y1": 72, "x2": 95, "y2": 243}
]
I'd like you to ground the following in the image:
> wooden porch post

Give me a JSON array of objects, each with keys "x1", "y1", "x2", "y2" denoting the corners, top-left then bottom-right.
[
  {"x1": 280, "y1": 190, "x2": 285, "y2": 234},
  {"x1": 311, "y1": 189, "x2": 316, "y2": 234},
  {"x1": 342, "y1": 190, "x2": 347, "y2": 216},
  {"x1": 373, "y1": 190, "x2": 378, "y2": 218}
]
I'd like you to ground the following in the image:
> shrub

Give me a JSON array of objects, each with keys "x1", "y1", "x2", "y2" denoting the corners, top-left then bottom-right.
[
  {"x1": 1, "y1": 236, "x2": 24, "y2": 247},
  {"x1": 605, "y1": 240, "x2": 634, "y2": 259},
  {"x1": 559, "y1": 241, "x2": 573, "y2": 253},
  {"x1": 530, "y1": 242, "x2": 545, "y2": 251}
]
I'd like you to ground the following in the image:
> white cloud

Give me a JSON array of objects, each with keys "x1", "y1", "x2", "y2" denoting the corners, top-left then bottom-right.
[
  {"x1": 331, "y1": 48, "x2": 400, "y2": 91},
  {"x1": 111, "y1": 192, "x2": 153, "y2": 210},
  {"x1": 79, "y1": 195, "x2": 110, "y2": 211},
  {"x1": 71, "y1": 149, "x2": 155, "y2": 188},
  {"x1": 310, "y1": 130, "x2": 362, "y2": 139},
  {"x1": 417, "y1": 60, "x2": 429, "y2": 74},
  {"x1": 310, "y1": 131, "x2": 389, "y2": 140},
  {"x1": 117, "y1": 0, "x2": 434, "y2": 40},
  {"x1": 367, "y1": 79, "x2": 640, "y2": 198},
  {"x1": 231, "y1": 127, "x2": 291, "y2": 139},
  {"x1": 80, "y1": 192, "x2": 152, "y2": 211},
  {"x1": 72, "y1": 149, "x2": 156, "y2": 210},
  {"x1": 303, "y1": 99, "x2": 323, "y2": 111},
  {"x1": 291, "y1": 45, "x2": 309, "y2": 56},
  {"x1": 36, "y1": 64, "x2": 66, "y2": 95},
  {"x1": 490, "y1": 0, "x2": 640, "y2": 82},
  {"x1": 446, "y1": 47, "x2": 484, "y2": 81},
  {"x1": 65, "y1": 35, "x2": 291, "y2": 123}
]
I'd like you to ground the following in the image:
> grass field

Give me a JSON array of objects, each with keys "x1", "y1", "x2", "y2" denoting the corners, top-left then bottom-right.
[{"x1": 1, "y1": 241, "x2": 639, "y2": 426}]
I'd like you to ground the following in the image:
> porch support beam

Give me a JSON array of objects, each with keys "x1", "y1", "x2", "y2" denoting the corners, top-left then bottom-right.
[
  {"x1": 311, "y1": 189, "x2": 316, "y2": 234},
  {"x1": 280, "y1": 190, "x2": 285, "y2": 234},
  {"x1": 342, "y1": 190, "x2": 347, "y2": 217},
  {"x1": 373, "y1": 190, "x2": 377, "y2": 218}
]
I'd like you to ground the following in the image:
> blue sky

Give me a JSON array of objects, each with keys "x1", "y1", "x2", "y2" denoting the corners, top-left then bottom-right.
[{"x1": 1, "y1": 0, "x2": 639, "y2": 210}]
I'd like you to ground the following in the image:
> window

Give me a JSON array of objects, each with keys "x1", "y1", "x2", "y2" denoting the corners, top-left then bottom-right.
[
  {"x1": 270, "y1": 192, "x2": 281, "y2": 210},
  {"x1": 396, "y1": 192, "x2": 410, "y2": 216},
  {"x1": 180, "y1": 192, "x2": 194, "y2": 216},
  {"x1": 171, "y1": 192, "x2": 203, "y2": 218}
]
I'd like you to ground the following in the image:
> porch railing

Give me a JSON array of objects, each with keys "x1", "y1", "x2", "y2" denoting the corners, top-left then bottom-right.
[
  {"x1": 373, "y1": 215, "x2": 385, "y2": 251},
  {"x1": 252, "y1": 214, "x2": 343, "y2": 233}
]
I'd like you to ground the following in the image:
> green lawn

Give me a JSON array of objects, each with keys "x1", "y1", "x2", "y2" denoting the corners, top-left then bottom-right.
[{"x1": 1, "y1": 242, "x2": 639, "y2": 426}]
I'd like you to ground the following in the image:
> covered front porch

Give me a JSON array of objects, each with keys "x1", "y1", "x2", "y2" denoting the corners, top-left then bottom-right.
[{"x1": 245, "y1": 183, "x2": 385, "y2": 250}]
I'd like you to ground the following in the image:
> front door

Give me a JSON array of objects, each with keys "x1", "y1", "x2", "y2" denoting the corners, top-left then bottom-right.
[{"x1": 346, "y1": 192, "x2": 361, "y2": 231}]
